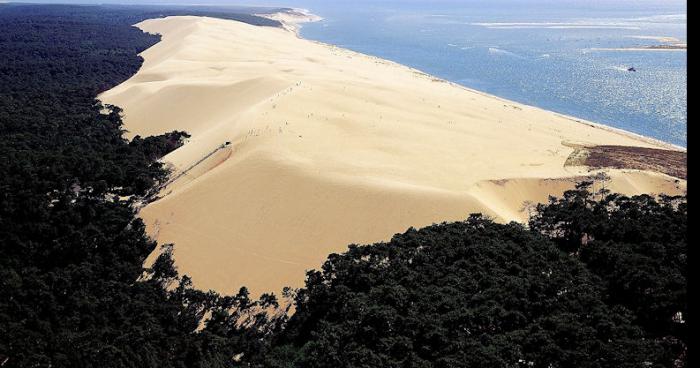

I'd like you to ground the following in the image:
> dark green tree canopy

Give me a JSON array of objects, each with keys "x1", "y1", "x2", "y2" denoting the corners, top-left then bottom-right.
[
  {"x1": 0, "y1": 5, "x2": 284, "y2": 368},
  {"x1": 0, "y1": 4, "x2": 687, "y2": 368},
  {"x1": 262, "y1": 206, "x2": 684, "y2": 368}
]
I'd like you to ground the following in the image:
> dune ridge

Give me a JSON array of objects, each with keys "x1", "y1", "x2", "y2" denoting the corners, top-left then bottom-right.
[{"x1": 100, "y1": 16, "x2": 686, "y2": 296}]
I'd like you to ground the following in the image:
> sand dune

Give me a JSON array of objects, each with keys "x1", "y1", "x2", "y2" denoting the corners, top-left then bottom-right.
[{"x1": 100, "y1": 16, "x2": 686, "y2": 296}]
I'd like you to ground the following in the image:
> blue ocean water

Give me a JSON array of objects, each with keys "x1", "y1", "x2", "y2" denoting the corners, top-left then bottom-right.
[
  {"x1": 293, "y1": 0, "x2": 686, "y2": 146},
  {"x1": 19, "y1": 0, "x2": 685, "y2": 145}
]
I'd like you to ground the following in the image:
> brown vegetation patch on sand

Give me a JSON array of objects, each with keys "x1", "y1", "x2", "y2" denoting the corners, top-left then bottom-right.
[{"x1": 566, "y1": 145, "x2": 687, "y2": 179}]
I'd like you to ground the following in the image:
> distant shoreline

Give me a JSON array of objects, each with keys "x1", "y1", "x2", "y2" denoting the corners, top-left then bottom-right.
[
  {"x1": 255, "y1": 8, "x2": 322, "y2": 36},
  {"x1": 590, "y1": 45, "x2": 686, "y2": 52},
  {"x1": 590, "y1": 35, "x2": 687, "y2": 51}
]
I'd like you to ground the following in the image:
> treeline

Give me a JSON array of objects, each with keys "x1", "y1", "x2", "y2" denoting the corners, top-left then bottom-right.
[
  {"x1": 0, "y1": 4, "x2": 687, "y2": 368},
  {"x1": 258, "y1": 184, "x2": 686, "y2": 367},
  {"x1": 0, "y1": 3, "x2": 282, "y2": 29},
  {"x1": 0, "y1": 5, "x2": 286, "y2": 368}
]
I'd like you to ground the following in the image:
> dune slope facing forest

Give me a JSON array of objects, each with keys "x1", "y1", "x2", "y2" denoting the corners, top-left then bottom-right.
[{"x1": 100, "y1": 16, "x2": 686, "y2": 296}]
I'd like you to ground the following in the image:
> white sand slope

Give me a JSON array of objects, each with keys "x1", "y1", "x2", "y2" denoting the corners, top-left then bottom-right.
[{"x1": 100, "y1": 16, "x2": 686, "y2": 297}]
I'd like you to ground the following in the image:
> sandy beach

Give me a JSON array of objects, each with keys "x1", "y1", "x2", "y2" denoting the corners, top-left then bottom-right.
[
  {"x1": 100, "y1": 15, "x2": 686, "y2": 297},
  {"x1": 589, "y1": 47, "x2": 687, "y2": 52}
]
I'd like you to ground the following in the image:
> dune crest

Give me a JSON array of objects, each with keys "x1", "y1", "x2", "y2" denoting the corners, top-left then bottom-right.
[{"x1": 100, "y1": 16, "x2": 685, "y2": 296}]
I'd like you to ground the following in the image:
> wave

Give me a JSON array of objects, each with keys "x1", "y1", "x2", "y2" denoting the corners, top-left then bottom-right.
[{"x1": 488, "y1": 47, "x2": 522, "y2": 58}]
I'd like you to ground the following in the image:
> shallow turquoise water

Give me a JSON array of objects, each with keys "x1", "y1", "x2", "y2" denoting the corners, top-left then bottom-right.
[{"x1": 296, "y1": 1, "x2": 686, "y2": 146}]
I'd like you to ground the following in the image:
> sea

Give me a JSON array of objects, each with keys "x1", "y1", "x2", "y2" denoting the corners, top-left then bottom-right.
[
  {"x1": 14, "y1": 0, "x2": 687, "y2": 146},
  {"x1": 293, "y1": 0, "x2": 687, "y2": 147}
]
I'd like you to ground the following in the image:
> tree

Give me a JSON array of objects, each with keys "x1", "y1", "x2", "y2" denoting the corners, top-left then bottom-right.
[{"x1": 259, "y1": 214, "x2": 679, "y2": 368}]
